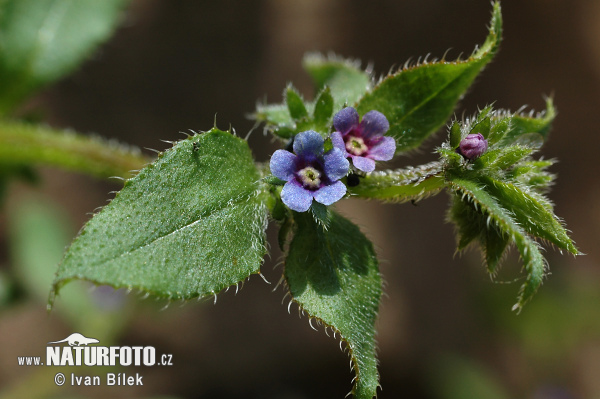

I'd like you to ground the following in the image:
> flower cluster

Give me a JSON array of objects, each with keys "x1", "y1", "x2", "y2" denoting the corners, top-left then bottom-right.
[{"x1": 270, "y1": 107, "x2": 395, "y2": 212}]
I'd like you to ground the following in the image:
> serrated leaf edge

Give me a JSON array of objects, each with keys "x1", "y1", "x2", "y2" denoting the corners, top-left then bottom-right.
[{"x1": 448, "y1": 178, "x2": 548, "y2": 312}]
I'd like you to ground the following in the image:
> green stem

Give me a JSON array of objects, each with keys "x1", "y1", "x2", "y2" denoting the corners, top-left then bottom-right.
[
  {"x1": 348, "y1": 161, "x2": 446, "y2": 202},
  {"x1": 0, "y1": 120, "x2": 152, "y2": 179}
]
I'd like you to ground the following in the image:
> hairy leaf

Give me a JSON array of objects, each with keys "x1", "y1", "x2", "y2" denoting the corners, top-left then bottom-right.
[
  {"x1": 285, "y1": 211, "x2": 381, "y2": 399},
  {"x1": 0, "y1": 0, "x2": 129, "y2": 114},
  {"x1": 303, "y1": 53, "x2": 372, "y2": 110},
  {"x1": 286, "y1": 86, "x2": 308, "y2": 120},
  {"x1": 448, "y1": 197, "x2": 509, "y2": 275},
  {"x1": 498, "y1": 98, "x2": 556, "y2": 146},
  {"x1": 52, "y1": 129, "x2": 268, "y2": 303},
  {"x1": 448, "y1": 178, "x2": 546, "y2": 311},
  {"x1": 312, "y1": 86, "x2": 334, "y2": 131},
  {"x1": 356, "y1": 2, "x2": 502, "y2": 153},
  {"x1": 510, "y1": 159, "x2": 555, "y2": 192},
  {"x1": 477, "y1": 146, "x2": 534, "y2": 172},
  {"x1": 481, "y1": 177, "x2": 578, "y2": 254},
  {"x1": 254, "y1": 103, "x2": 293, "y2": 127}
]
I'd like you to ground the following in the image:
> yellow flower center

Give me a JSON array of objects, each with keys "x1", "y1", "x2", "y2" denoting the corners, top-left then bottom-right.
[
  {"x1": 297, "y1": 166, "x2": 321, "y2": 189},
  {"x1": 345, "y1": 135, "x2": 368, "y2": 156}
]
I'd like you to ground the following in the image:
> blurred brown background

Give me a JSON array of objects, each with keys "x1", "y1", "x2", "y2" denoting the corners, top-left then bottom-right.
[{"x1": 1, "y1": 1, "x2": 599, "y2": 398}]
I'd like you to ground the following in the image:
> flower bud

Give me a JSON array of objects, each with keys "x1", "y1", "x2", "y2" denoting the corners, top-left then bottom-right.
[{"x1": 458, "y1": 133, "x2": 488, "y2": 160}]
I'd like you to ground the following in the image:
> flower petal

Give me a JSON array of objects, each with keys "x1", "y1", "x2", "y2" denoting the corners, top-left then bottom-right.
[
  {"x1": 368, "y1": 136, "x2": 396, "y2": 161},
  {"x1": 293, "y1": 130, "x2": 324, "y2": 157},
  {"x1": 330, "y1": 131, "x2": 347, "y2": 155},
  {"x1": 360, "y1": 110, "x2": 389, "y2": 139},
  {"x1": 333, "y1": 107, "x2": 360, "y2": 135},
  {"x1": 281, "y1": 180, "x2": 314, "y2": 212},
  {"x1": 324, "y1": 147, "x2": 350, "y2": 181},
  {"x1": 352, "y1": 156, "x2": 376, "y2": 173},
  {"x1": 270, "y1": 149, "x2": 297, "y2": 181},
  {"x1": 314, "y1": 181, "x2": 346, "y2": 206}
]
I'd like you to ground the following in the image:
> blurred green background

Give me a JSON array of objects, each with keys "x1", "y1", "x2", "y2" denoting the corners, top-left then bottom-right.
[{"x1": 0, "y1": 1, "x2": 598, "y2": 398}]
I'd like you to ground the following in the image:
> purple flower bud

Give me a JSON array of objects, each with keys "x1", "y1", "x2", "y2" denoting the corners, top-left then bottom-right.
[
  {"x1": 270, "y1": 130, "x2": 349, "y2": 212},
  {"x1": 458, "y1": 133, "x2": 488, "y2": 160},
  {"x1": 331, "y1": 107, "x2": 396, "y2": 173}
]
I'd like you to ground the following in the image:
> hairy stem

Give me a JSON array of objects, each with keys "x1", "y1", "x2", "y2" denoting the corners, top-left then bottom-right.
[
  {"x1": 0, "y1": 120, "x2": 152, "y2": 179},
  {"x1": 348, "y1": 161, "x2": 445, "y2": 202}
]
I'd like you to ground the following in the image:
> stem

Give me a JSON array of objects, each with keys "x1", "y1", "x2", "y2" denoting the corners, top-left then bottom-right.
[
  {"x1": 348, "y1": 161, "x2": 446, "y2": 202},
  {"x1": 0, "y1": 120, "x2": 153, "y2": 179}
]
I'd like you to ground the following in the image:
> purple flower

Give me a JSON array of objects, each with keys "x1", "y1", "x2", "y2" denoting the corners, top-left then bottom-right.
[
  {"x1": 458, "y1": 133, "x2": 488, "y2": 160},
  {"x1": 330, "y1": 107, "x2": 396, "y2": 173},
  {"x1": 270, "y1": 130, "x2": 350, "y2": 212}
]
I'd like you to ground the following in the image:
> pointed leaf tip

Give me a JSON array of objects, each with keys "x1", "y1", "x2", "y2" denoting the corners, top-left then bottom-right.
[
  {"x1": 285, "y1": 212, "x2": 381, "y2": 398},
  {"x1": 356, "y1": 2, "x2": 503, "y2": 153}
]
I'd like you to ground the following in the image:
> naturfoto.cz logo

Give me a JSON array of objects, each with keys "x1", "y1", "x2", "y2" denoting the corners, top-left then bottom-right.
[{"x1": 17, "y1": 332, "x2": 174, "y2": 387}]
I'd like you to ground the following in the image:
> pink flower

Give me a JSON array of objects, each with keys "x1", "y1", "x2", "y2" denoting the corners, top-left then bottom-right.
[
  {"x1": 458, "y1": 133, "x2": 488, "y2": 159},
  {"x1": 330, "y1": 107, "x2": 396, "y2": 173}
]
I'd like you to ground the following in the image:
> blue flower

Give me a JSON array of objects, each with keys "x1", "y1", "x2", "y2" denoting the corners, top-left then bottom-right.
[
  {"x1": 331, "y1": 107, "x2": 396, "y2": 173},
  {"x1": 270, "y1": 130, "x2": 349, "y2": 212}
]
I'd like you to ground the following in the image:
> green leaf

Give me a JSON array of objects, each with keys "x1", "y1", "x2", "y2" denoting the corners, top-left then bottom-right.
[
  {"x1": 448, "y1": 196, "x2": 483, "y2": 251},
  {"x1": 470, "y1": 116, "x2": 491, "y2": 139},
  {"x1": 253, "y1": 101, "x2": 318, "y2": 140},
  {"x1": 475, "y1": 146, "x2": 534, "y2": 173},
  {"x1": 356, "y1": 2, "x2": 502, "y2": 153},
  {"x1": 448, "y1": 197, "x2": 509, "y2": 275},
  {"x1": 309, "y1": 201, "x2": 331, "y2": 230},
  {"x1": 0, "y1": 0, "x2": 129, "y2": 114},
  {"x1": 255, "y1": 54, "x2": 370, "y2": 140},
  {"x1": 312, "y1": 86, "x2": 334, "y2": 129},
  {"x1": 254, "y1": 103, "x2": 293, "y2": 127},
  {"x1": 52, "y1": 129, "x2": 269, "y2": 303},
  {"x1": 448, "y1": 178, "x2": 547, "y2": 311},
  {"x1": 255, "y1": 86, "x2": 334, "y2": 139},
  {"x1": 449, "y1": 121, "x2": 462, "y2": 149},
  {"x1": 286, "y1": 86, "x2": 308, "y2": 120},
  {"x1": 510, "y1": 159, "x2": 555, "y2": 192},
  {"x1": 285, "y1": 211, "x2": 381, "y2": 399},
  {"x1": 498, "y1": 98, "x2": 556, "y2": 146},
  {"x1": 348, "y1": 161, "x2": 445, "y2": 203},
  {"x1": 482, "y1": 224, "x2": 511, "y2": 275},
  {"x1": 481, "y1": 177, "x2": 579, "y2": 255},
  {"x1": 303, "y1": 53, "x2": 372, "y2": 109}
]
